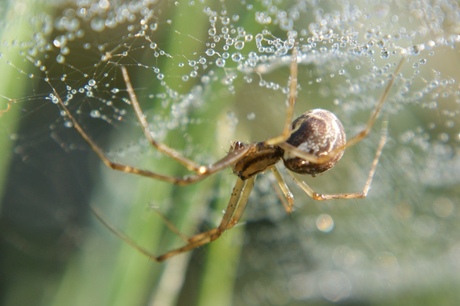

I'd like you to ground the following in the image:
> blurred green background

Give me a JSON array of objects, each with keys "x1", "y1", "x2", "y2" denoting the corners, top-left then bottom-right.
[{"x1": 1, "y1": 1, "x2": 460, "y2": 306}]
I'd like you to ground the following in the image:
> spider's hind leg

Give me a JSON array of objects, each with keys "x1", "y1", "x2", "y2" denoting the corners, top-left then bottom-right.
[
  {"x1": 289, "y1": 120, "x2": 388, "y2": 201},
  {"x1": 156, "y1": 177, "x2": 255, "y2": 261}
]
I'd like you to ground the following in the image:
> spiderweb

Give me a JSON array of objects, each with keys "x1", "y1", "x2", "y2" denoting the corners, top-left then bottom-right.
[{"x1": 1, "y1": 0, "x2": 459, "y2": 305}]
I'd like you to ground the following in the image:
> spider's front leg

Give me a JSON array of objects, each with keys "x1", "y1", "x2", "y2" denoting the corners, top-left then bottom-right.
[
  {"x1": 121, "y1": 66, "x2": 205, "y2": 174},
  {"x1": 50, "y1": 75, "x2": 253, "y2": 186},
  {"x1": 265, "y1": 45, "x2": 299, "y2": 146}
]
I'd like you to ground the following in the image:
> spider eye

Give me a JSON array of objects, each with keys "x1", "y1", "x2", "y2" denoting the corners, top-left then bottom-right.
[
  {"x1": 282, "y1": 109, "x2": 346, "y2": 175},
  {"x1": 230, "y1": 141, "x2": 247, "y2": 152}
]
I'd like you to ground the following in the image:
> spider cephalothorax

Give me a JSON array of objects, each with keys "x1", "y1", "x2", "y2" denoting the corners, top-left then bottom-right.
[{"x1": 230, "y1": 141, "x2": 282, "y2": 180}]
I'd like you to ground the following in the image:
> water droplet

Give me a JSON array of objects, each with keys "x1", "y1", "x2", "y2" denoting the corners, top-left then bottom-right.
[
  {"x1": 90, "y1": 109, "x2": 101, "y2": 118},
  {"x1": 245, "y1": 34, "x2": 253, "y2": 42},
  {"x1": 56, "y1": 54, "x2": 65, "y2": 63},
  {"x1": 53, "y1": 36, "x2": 67, "y2": 48},
  {"x1": 90, "y1": 17, "x2": 105, "y2": 32},
  {"x1": 245, "y1": 112, "x2": 256, "y2": 120},
  {"x1": 348, "y1": 84, "x2": 361, "y2": 94},
  {"x1": 231, "y1": 52, "x2": 242, "y2": 62},
  {"x1": 438, "y1": 133, "x2": 449, "y2": 142},
  {"x1": 255, "y1": 11, "x2": 271, "y2": 24},
  {"x1": 201, "y1": 75, "x2": 210, "y2": 84},
  {"x1": 409, "y1": 44, "x2": 422, "y2": 55},
  {"x1": 316, "y1": 214, "x2": 334, "y2": 233},
  {"x1": 380, "y1": 49, "x2": 389, "y2": 59},
  {"x1": 234, "y1": 41, "x2": 244, "y2": 50},
  {"x1": 215, "y1": 58, "x2": 226, "y2": 67}
]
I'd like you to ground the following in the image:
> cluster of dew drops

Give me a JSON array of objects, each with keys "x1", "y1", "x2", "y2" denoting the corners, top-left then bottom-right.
[{"x1": 2, "y1": 0, "x2": 460, "y2": 146}]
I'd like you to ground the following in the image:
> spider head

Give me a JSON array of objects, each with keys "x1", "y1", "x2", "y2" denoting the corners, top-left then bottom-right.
[
  {"x1": 229, "y1": 141, "x2": 248, "y2": 153},
  {"x1": 282, "y1": 109, "x2": 346, "y2": 176}
]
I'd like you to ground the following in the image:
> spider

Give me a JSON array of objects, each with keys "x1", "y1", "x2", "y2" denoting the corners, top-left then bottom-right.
[{"x1": 51, "y1": 47, "x2": 404, "y2": 262}]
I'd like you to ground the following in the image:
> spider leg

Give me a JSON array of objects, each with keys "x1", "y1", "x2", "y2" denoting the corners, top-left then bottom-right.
[
  {"x1": 329, "y1": 58, "x2": 404, "y2": 154},
  {"x1": 225, "y1": 176, "x2": 255, "y2": 229},
  {"x1": 289, "y1": 120, "x2": 388, "y2": 201},
  {"x1": 91, "y1": 177, "x2": 255, "y2": 261},
  {"x1": 265, "y1": 45, "x2": 298, "y2": 146},
  {"x1": 156, "y1": 177, "x2": 255, "y2": 261},
  {"x1": 270, "y1": 166, "x2": 295, "y2": 213},
  {"x1": 121, "y1": 66, "x2": 205, "y2": 174},
  {"x1": 150, "y1": 206, "x2": 190, "y2": 242},
  {"x1": 49, "y1": 80, "x2": 253, "y2": 185},
  {"x1": 90, "y1": 205, "x2": 162, "y2": 262}
]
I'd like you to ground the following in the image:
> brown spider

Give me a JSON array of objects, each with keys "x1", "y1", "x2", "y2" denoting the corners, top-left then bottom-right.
[{"x1": 51, "y1": 47, "x2": 403, "y2": 262}]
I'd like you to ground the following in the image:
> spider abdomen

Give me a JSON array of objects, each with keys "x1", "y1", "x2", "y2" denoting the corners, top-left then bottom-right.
[{"x1": 282, "y1": 109, "x2": 346, "y2": 175}]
